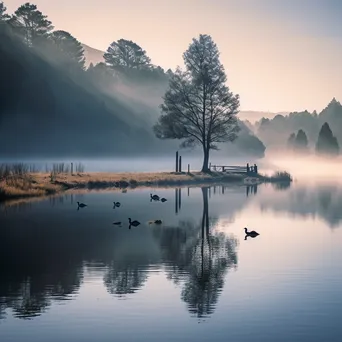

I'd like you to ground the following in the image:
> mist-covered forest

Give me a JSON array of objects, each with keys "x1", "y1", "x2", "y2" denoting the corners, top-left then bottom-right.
[
  {"x1": 253, "y1": 98, "x2": 342, "y2": 155},
  {"x1": 0, "y1": 1, "x2": 265, "y2": 159}
]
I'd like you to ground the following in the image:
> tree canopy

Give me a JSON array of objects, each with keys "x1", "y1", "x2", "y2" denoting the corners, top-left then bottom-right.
[
  {"x1": 104, "y1": 39, "x2": 151, "y2": 72},
  {"x1": 294, "y1": 129, "x2": 308, "y2": 150},
  {"x1": 316, "y1": 122, "x2": 339, "y2": 156},
  {"x1": 50, "y1": 30, "x2": 85, "y2": 70},
  {"x1": 9, "y1": 2, "x2": 53, "y2": 46},
  {"x1": 0, "y1": 1, "x2": 10, "y2": 21},
  {"x1": 287, "y1": 132, "x2": 296, "y2": 149},
  {"x1": 154, "y1": 34, "x2": 240, "y2": 172}
]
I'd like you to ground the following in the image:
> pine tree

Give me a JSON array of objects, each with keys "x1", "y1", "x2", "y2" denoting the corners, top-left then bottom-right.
[
  {"x1": 294, "y1": 129, "x2": 308, "y2": 150},
  {"x1": 287, "y1": 133, "x2": 296, "y2": 149},
  {"x1": 50, "y1": 30, "x2": 85, "y2": 69},
  {"x1": 0, "y1": 1, "x2": 10, "y2": 21},
  {"x1": 316, "y1": 122, "x2": 339, "y2": 156},
  {"x1": 104, "y1": 39, "x2": 151, "y2": 72},
  {"x1": 9, "y1": 2, "x2": 53, "y2": 46}
]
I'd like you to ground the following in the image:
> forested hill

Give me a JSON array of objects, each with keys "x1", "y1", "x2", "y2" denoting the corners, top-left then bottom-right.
[
  {"x1": 254, "y1": 98, "x2": 342, "y2": 150},
  {"x1": 0, "y1": 23, "x2": 174, "y2": 158}
]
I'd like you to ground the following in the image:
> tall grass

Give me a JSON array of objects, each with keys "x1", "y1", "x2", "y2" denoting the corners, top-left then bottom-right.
[
  {"x1": 0, "y1": 163, "x2": 39, "y2": 179},
  {"x1": 272, "y1": 171, "x2": 292, "y2": 181}
]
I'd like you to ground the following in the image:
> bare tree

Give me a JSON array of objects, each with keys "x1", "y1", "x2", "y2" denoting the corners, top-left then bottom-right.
[{"x1": 154, "y1": 34, "x2": 240, "y2": 172}]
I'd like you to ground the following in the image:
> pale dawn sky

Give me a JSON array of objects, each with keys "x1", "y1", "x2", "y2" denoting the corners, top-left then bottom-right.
[{"x1": 5, "y1": 0, "x2": 342, "y2": 112}]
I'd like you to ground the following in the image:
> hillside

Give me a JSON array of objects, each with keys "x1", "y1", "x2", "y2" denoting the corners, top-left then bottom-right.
[
  {"x1": 0, "y1": 24, "x2": 172, "y2": 158},
  {"x1": 254, "y1": 98, "x2": 342, "y2": 150},
  {"x1": 82, "y1": 44, "x2": 105, "y2": 66}
]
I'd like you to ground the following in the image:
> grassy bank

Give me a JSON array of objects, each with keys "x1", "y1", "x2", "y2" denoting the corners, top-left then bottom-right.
[{"x1": 0, "y1": 164, "x2": 292, "y2": 201}]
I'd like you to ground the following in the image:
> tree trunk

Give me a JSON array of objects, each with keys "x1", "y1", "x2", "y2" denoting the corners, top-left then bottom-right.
[{"x1": 201, "y1": 147, "x2": 210, "y2": 172}]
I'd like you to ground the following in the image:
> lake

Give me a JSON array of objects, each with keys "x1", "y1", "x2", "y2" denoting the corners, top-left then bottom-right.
[{"x1": 0, "y1": 179, "x2": 342, "y2": 342}]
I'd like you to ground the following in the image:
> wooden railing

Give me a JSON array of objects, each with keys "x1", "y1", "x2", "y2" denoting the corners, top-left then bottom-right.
[{"x1": 209, "y1": 163, "x2": 258, "y2": 174}]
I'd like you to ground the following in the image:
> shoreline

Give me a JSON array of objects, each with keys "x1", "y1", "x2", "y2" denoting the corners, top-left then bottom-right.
[{"x1": 0, "y1": 171, "x2": 291, "y2": 202}]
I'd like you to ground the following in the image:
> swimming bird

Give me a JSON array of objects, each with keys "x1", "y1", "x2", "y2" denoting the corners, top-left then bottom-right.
[
  {"x1": 161, "y1": 198, "x2": 167, "y2": 202},
  {"x1": 149, "y1": 219, "x2": 162, "y2": 224},
  {"x1": 113, "y1": 202, "x2": 121, "y2": 208},
  {"x1": 128, "y1": 218, "x2": 141, "y2": 227},
  {"x1": 77, "y1": 202, "x2": 87, "y2": 208},
  {"x1": 113, "y1": 221, "x2": 122, "y2": 225},
  {"x1": 244, "y1": 227, "x2": 260, "y2": 238},
  {"x1": 150, "y1": 194, "x2": 160, "y2": 201}
]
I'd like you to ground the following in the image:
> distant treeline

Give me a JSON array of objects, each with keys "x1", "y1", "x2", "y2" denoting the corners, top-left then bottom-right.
[
  {"x1": 254, "y1": 98, "x2": 342, "y2": 156},
  {"x1": 0, "y1": 1, "x2": 264, "y2": 159}
]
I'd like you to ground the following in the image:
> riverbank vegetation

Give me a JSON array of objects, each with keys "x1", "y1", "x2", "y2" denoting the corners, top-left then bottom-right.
[{"x1": 0, "y1": 163, "x2": 292, "y2": 201}]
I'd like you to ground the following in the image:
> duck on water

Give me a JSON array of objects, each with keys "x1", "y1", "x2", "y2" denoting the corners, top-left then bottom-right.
[
  {"x1": 244, "y1": 227, "x2": 260, "y2": 239},
  {"x1": 77, "y1": 202, "x2": 87, "y2": 208},
  {"x1": 128, "y1": 218, "x2": 141, "y2": 228}
]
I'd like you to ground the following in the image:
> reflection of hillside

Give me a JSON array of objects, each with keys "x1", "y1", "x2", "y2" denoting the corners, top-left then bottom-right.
[
  {"x1": 153, "y1": 187, "x2": 238, "y2": 318},
  {"x1": 0, "y1": 185, "x2": 243, "y2": 320},
  {"x1": 257, "y1": 184, "x2": 342, "y2": 228},
  {"x1": 0, "y1": 234, "x2": 83, "y2": 319}
]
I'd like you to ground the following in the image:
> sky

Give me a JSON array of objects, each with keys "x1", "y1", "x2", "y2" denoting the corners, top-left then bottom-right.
[{"x1": 5, "y1": 0, "x2": 342, "y2": 112}]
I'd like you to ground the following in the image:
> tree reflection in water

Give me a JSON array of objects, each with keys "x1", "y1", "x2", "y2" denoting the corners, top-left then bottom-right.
[
  {"x1": 153, "y1": 187, "x2": 238, "y2": 318},
  {"x1": 104, "y1": 262, "x2": 148, "y2": 297}
]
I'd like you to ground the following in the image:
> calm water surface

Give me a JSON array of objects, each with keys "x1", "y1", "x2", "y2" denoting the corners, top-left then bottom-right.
[{"x1": 0, "y1": 180, "x2": 341, "y2": 342}]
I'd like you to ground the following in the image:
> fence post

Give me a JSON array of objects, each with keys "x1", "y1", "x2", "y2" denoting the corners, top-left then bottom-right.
[
  {"x1": 179, "y1": 155, "x2": 182, "y2": 173},
  {"x1": 176, "y1": 151, "x2": 179, "y2": 172}
]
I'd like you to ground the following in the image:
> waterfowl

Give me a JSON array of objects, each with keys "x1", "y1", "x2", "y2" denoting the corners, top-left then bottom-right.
[
  {"x1": 128, "y1": 218, "x2": 141, "y2": 227},
  {"x1": 161, "y1": 198, "x2": 167, "y2": 202},
  {"x1": 244, "y1": 227, "x2": 259, "y2": 237},
  {"x1": 150, "y1": 194, "x2": 160, "y2": 201},
  {"x1": 113, "y1": 202, "x2": 121, "y2": 207},
  {"x1": 151, "y1": 219, "x2": 162, "y2": 224},
  {"x1": 113, "y1": 221, "x2": 122, "y2": 225},
  {"x1": 77, "y1": 202, "x2": 87, "y2": 208}
]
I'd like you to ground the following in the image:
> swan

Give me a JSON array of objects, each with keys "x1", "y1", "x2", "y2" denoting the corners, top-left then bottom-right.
[
  {"x1": 150, "y1": 194, "x2": 160, "y2": 201},
  {"x1": 77, "y1": 202, "x2": 87, "y2": 208},
  {"x1": 128, "y1": 218, "x2": 141, "y2": 227},
  {"x1": 244, "y1": 227, "x2": 259, "y2": 237}
]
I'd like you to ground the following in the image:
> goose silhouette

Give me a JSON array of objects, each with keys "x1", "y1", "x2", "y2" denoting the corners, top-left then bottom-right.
[
  {"x1": 77, "y1": 202, "x2": 87, "y2": 208},
  {"x1": 113, "y1": 221, "x2": 122, "y2": 225},
  {"x1": 244, "y1": 227, "x2": 260, "y2": 238},
  {"x1": 161, "y1": 198, "x2": 167, "y2": 202},
  {"x1": 128, "y1": 218, "x2": 141, "y2": 227},
  {"x1": 150, "y1": 194, "x2": 160, "y2": 201},
  {"x1": 113, "y1": 202, "x2": 121, "y2": 208}
]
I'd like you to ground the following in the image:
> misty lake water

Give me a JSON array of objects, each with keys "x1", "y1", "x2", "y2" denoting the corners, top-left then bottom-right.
[{"x1": 1, "y1": 176, "x2": 342, "y2": 341}]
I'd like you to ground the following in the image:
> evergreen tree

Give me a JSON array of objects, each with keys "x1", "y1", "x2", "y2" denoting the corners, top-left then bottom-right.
[
  {"x1": 50, "y1": 30, "x2": 85, "y2": 70},
  {"x1": 316, "y1": 122, "x2": 339, "y2": 156},
  {"x1": 287, "y1": 132, "x2": 296, "y2": 149},
  {"x1": 9, "y1": 2, "x2": 53, "y2": 46},
  {"x1": 0, "y1": 1, "x2": 10, "y2": 21},
  {"x1": 294, "y1": 129, "x2": 308, "y2": 150},
  {"x1": 104, "y1": 39, "x2": 151, "y2": 72},
  {"x1": 154, "y1": 34, "x2": 240, "y2": 172}
]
